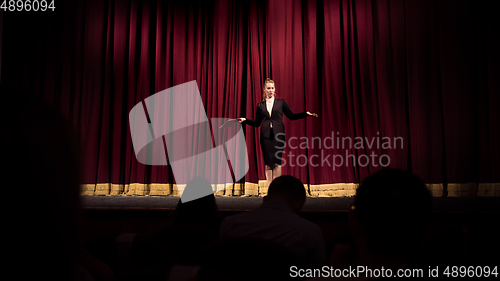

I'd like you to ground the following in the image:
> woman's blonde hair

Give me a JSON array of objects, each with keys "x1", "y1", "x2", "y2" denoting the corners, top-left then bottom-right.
[{"x1": 262, "y1": 78, "x2": 275, "y2": 101}]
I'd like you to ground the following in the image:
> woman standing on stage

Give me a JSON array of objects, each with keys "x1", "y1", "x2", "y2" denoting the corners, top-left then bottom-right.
[{"x1": 238, "y1": 78, "x2": 318, "y2": 187}]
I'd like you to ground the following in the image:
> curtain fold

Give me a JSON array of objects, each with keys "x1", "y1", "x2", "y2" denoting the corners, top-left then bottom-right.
[{"x1": 2, "y1": 0, "x2": 498, "y2": 196}]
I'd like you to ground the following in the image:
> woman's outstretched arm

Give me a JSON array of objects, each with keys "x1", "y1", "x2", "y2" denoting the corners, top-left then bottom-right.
[
  {"x1": 283, "y1": 100, "x2": 318, "y2": 120},
  {"x1": 238, "y1": 104, "x2": 263, "y2": 127}
]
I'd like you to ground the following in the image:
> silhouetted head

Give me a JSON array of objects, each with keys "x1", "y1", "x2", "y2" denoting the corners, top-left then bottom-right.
[
  {"x1": 174, "y1": 177, "x2": 221, "y2": 232},
  {"x1": 351, "y1": 168, "x2": 432, "y2": 259},
  {"x1": 265, "y1": 175, "x2": 307, "y2": 213}
]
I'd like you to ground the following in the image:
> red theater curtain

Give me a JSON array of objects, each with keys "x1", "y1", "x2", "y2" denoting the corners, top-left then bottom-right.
[{"x1": 2, "y1": 0, "x2": 499, "y2": 196}]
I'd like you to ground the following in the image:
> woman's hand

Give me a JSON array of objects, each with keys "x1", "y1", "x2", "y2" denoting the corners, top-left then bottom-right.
[
  {"x1": 306, "y1": 111, "x2": 318, "y2": 117},
  {"x1": 237, "y1": 118, "x2": 246, "y2": 123}
]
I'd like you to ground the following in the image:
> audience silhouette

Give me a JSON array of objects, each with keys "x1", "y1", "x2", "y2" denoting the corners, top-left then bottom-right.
[
  {"x1": 350, "y1": 168, "x2": 431, "y2": 267},
  {"x1": 220, "y1": 175, "x2": 326, "y2": 269},
  {"x1": 153, "y1": 177, "x2": 222, "y2": 266},
  {"x1": 172, "y1": 177, "x2": 223, "y2": 234},
  {"x1": 1, "y1": 84, "x2": 114, "y2": 280},
  {"x1": 311, "y1": 168, "x2": 432, "y2": 280}
]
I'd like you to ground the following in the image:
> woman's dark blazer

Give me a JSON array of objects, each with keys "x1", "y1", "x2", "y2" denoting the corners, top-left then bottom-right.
[{"x1": 243, "y1": 98, "x2": 308, "y2": 138}]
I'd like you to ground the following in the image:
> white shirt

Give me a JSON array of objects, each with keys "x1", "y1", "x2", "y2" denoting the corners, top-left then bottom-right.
[
  {"x1": 266, "y1": 96, "x2": 275, "y2": 127},
  {"x1": 220, "y1": 199, "x2": 326, "y2": 268}
]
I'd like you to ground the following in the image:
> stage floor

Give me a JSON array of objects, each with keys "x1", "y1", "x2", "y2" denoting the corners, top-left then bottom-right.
[{"x1": 81, "y1": 196, "x2": 500, "y2": 213}]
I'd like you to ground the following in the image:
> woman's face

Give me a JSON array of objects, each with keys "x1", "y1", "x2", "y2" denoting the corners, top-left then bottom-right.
[{"x1": 264, "y1": 83, "x2": 275, "y2": 98}]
